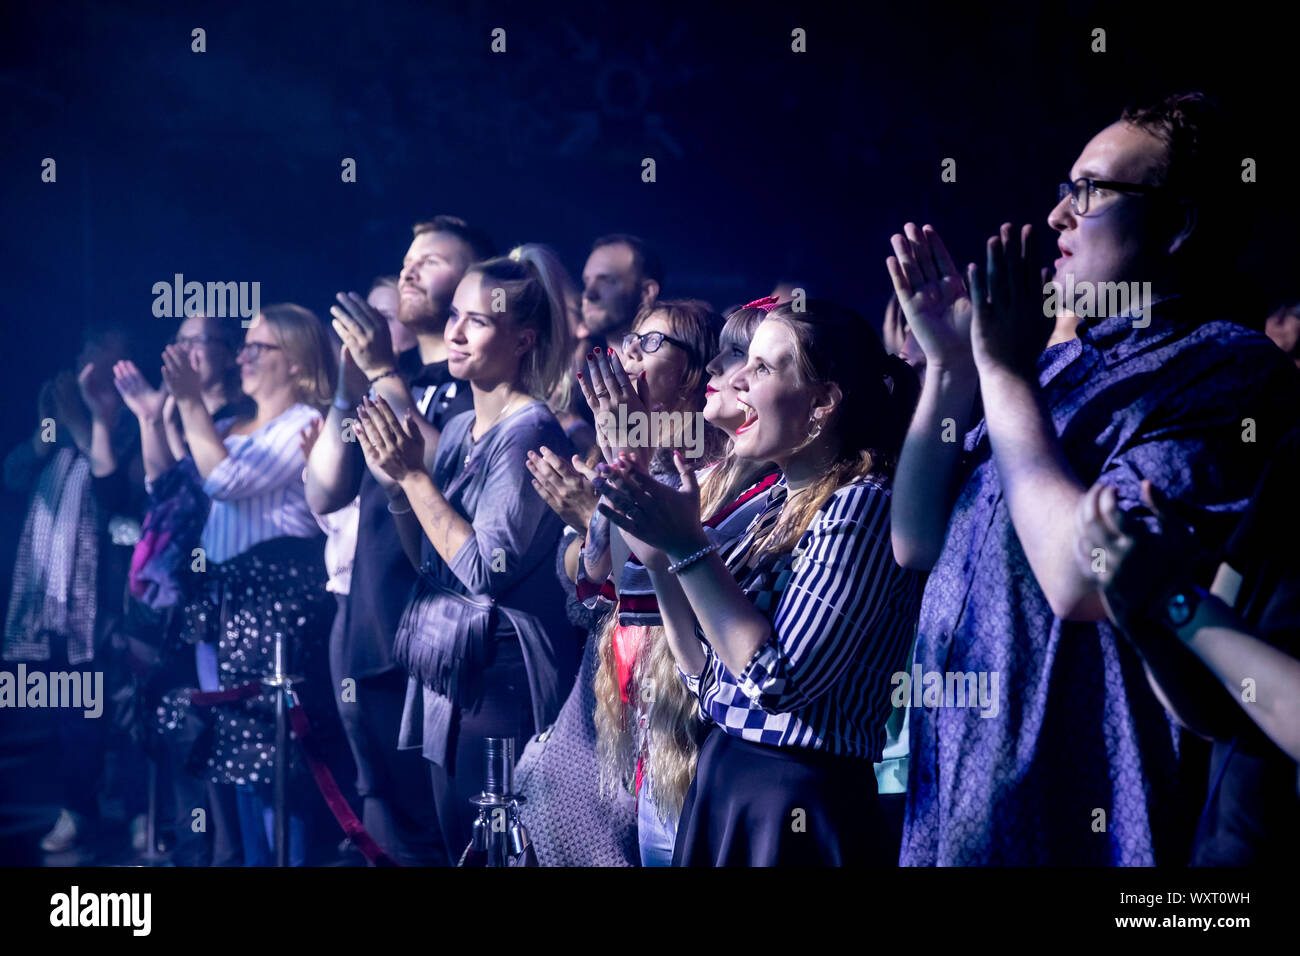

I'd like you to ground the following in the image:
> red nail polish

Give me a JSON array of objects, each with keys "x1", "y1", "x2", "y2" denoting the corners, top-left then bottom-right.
[
  {"x1": 576, "y1": 372, "x2": 583, "y2": 380},
  {"x1": 606, "y1": 348, "x2": 613, "y2": 355}
]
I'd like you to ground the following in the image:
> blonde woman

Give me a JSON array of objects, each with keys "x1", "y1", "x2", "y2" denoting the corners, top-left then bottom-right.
[
  {"x1": 356, "y1": 245, "x2": 580, "y2": 860},
  {"x1": 172, "y1": 303, "x2": 336, "y2": 866},
  {"x1": 597, "y1": 299, "x2": 922, "y2": 865}
]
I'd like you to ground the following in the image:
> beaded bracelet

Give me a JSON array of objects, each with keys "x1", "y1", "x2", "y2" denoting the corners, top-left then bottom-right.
[
  {"x1": 368, "y1": 368, "x2": 400, "y2": 386},
  {"x1": 667, "y1": 542, "x2": 717, "y2": 575}
]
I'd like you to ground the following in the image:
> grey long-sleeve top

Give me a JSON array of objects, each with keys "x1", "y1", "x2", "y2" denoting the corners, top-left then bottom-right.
[{"x1": 399, "y1": 401, "x2": 581, "y2": 764}]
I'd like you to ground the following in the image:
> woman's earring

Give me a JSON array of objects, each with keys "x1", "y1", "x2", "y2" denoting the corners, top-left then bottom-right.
[{"x1": 807, "y1": 412, "x2": 823, "y2": 442}]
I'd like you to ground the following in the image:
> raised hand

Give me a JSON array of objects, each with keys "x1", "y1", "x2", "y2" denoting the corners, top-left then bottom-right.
[
  {"x1": 354, "y1": 395, "x2": 425, "y2": 484},
  {"x1": 526, "y1": 445, "x2": 599, "y2": 533},
  {"x1": 595, "y1": 451, "x2": 707, "y2": 568},
  {"x1": 113, "y1": 360, "x2": 168, "y2": 422},
  {"x1": 161, "y1": 344, "x2": 205, "y2": 402},
  {"x1": 886, "y1": 223, "x2": 974, "y2": 372},
  {"x1": 77, "y1": 362, "x2": 121, "y2": 423},
  {"x1": 299, "y1": 417, "x2": 324, "y2": 463},
  {"x1": 330, "y1": 292, "x2": 397, "y2": 381},
  {"x1": 51, "y1": 370, "x2": 91, "y2": 444},
  {"x1": 968, "y1": 223, "x2": 1053, "y2": 379},
  {"x1": 337, "y1": 343, "x2": 369, "y2": 405},
  {"x1": 882, "y1": 294, "x2": 909, "y2": 356},
  {"x1": 577, "y1": 347, "x2": 652, "y2": 467}
]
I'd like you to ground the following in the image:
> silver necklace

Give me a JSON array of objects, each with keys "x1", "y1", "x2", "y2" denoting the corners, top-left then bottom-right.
[{"x1": 465, "y1": 395, "x2": 525, "y2": 466}]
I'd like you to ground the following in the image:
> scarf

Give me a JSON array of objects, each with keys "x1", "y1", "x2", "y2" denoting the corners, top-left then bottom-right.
[{"x1": 3, "y1": 446, "x2": 99, "y2": 664}]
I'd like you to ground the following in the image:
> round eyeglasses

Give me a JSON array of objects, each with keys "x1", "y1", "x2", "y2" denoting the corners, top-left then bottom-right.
[{"x1": 622, "y1": 330, "x2": 694, "y2": 357}]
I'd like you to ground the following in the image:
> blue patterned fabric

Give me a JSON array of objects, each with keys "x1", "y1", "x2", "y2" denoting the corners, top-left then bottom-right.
[{"x1": 901, "y1": 296, "x2": 1300, "y2": 865}]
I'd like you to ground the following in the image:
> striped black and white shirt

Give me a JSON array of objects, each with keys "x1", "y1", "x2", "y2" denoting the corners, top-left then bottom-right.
[
  {"x1": 681, "y1": 475, "x2": 922, "y2": 760},
  {"x1": 200, "y1": 403, "x2": 323, "y2": 564}
]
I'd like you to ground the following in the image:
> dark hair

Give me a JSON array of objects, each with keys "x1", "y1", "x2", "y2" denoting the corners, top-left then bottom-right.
[
  {"x1": 195, "y1": 313, "x2": 244, "y2": 354},
  {"x1": 412, "y1": 215, "x2": 496, "y2": 262},
  {"x1": 632, "y1": 298, "x2": 723, "y2": 403},
  {"x1": 591, "y1": 233, "x2": 665, "y2": 288},
  {"x1": 721, "y1": 303, "x2": 771, "y2": 348},
  {"x1": 1120, "y1": 92, "x2": 1241, "y2": 270}
]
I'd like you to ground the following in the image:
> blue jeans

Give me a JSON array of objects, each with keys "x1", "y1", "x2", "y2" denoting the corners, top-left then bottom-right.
[
  {"x1": 201, "y1": 643, "x2": 308, "y2": 866},
  {"x1": 637, "y1": 785, "x2": 676, "y2": 867},
  {"x1": 233, "y1": 784, "x2": 308, "y2": 866}
]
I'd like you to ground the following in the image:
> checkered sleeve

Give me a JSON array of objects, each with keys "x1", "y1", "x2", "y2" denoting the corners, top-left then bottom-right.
[
  {"x1": 736, "y1": 482, "x2": 900, "y2": 712},
  {"x1": 676, "y1": 625, "x2": 717, "y2": 725}
]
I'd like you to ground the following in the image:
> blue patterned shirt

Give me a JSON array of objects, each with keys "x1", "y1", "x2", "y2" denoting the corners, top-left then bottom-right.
[{"x1": 900, "y1": 297, "x2": 1300, "y2": 865}]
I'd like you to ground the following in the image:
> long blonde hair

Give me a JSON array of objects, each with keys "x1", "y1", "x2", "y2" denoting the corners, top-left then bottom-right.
[
  {"x1": 592, "y1": 302, "x2": 787, "y2": 821},
  {"x1": 592, "y1": 431, "x2": 775, "y2": 823}
]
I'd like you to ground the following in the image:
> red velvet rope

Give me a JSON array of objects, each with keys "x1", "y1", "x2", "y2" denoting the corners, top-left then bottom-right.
[{"x1": 190, "y1": 682, "x2": 401, "y2": 866}]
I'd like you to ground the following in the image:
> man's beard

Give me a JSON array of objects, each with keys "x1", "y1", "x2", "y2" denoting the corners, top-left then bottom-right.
[
  {"x1": 583, "y1": 299, "x2": 636, "y2": 338},
  {"x1": 399, "y1": 290, "x2": 449, "y2": 332}
]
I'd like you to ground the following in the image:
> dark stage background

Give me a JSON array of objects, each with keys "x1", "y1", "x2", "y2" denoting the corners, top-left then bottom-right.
[{"x1": 1, "y1": 0, "x2": 1296, "y2": 618}]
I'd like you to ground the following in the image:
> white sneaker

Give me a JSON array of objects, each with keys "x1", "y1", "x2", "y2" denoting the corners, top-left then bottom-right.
[{"x1": 40, "y1": 809, "x2": 84, "y2": 853}]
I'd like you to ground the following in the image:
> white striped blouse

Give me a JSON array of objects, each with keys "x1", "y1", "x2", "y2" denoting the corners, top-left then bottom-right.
[
  {"x1": 200, "y1": 403, "x2": 323, "y2": 564},
  {"x1": 681, "y1": 475, "x2": 923, "y2": 759}
]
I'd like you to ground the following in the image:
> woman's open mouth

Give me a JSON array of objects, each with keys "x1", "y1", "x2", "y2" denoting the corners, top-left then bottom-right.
[{"x1": 735, "y1": 402, "x2": 759, "y2": 435}]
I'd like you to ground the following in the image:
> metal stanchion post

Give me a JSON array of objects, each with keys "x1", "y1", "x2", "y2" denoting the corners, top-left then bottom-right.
[
  {"x1": 269, "y1": 630, "x2": 289, "y2": 868},
  {"x1": 138, "y1": 756, "x2": 169, "y2": 865},
  {"x1": 463, "y1": 737, "x2": 532, "y2": 866}
]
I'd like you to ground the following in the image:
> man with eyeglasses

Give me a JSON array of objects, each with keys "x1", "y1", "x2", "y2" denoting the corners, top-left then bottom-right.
[{"x1": 889, "y1": 92, "x2": 1300, "y2": 865}]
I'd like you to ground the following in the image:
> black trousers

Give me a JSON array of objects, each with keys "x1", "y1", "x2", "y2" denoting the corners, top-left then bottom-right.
[
  {"x1": 427, "y1": 636, "x2": 535, "y2": 863},
  {"x1": 330, "y1": 595, "x2": 448, "y2": 866}
]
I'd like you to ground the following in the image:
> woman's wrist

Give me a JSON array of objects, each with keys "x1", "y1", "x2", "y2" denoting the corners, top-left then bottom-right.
[
  {"x1": 665, "y1": 527, "x2": 710, "y2": 565},
  {"x1": 398, "y1": 469, "x2": 430, "y2": 496}
]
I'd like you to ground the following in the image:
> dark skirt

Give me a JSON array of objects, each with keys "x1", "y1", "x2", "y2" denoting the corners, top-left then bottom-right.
[
  {"x1": 180, "y1": 535, "x2": 335, "y2": 788},
  {"x1": 672, "y1": 725, "x2": 893, "y2": 866}
]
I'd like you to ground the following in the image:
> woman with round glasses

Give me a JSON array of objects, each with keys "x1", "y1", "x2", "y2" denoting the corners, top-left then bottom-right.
[
  {"x1": 169, "y1": 304, "x2": 337, "y2": 866},
  {"x1": 522, "y1": 299, "x2": 727, "y2": 864}
]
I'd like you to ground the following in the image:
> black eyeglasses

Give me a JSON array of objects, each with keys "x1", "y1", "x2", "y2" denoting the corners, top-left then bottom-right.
[
  {"x1": 238, "y1": 342, "x2": 282, "y2": 360},
  {"x1": 1058, "y1": 177, "x2": 1164, "y2": 216},
  {"x1": 175, "y1": 334, "x2": 220, "y2": 349},
  {"x1": 623, "y1": 330, "x2": 694, "y2": 357}
]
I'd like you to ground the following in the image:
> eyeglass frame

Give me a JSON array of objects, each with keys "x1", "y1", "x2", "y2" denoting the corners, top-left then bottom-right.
[
  {"x1": 622, "y1": 330, "x2": 696, "y2": 358},
  {"x1": 237, "y1": 341, "x2": 283, "y2": 360},
  {"x1": 174, "y1": 333, "x2": 224, "y2": 350},
  {"x1": 1058, "y1": 177, "x2": 1167, "y2": 216}
]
